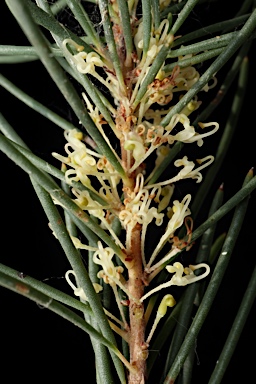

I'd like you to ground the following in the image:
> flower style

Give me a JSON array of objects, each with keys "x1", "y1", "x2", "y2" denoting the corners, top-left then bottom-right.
[
  {"x1": 131, "y1": 18, "x2": 174, "y2": 107},
  {"x1": 137, "y1": 66, "x2": 201, "y2": 125},
  {"x1": 52, "y1": 129, "x2": 98, "y2": 186},
  {"x1": 123, "y1": 131, "x2": 146, "y2": 171},
  {"x1": 140, "y1": 262, "x2": 210, "y2": 302},
  {"x1": 62, "y1": 39, "x2": 124, "y2": 103},
  {"x1": 92, "y1": 242, "x2": 135, "y2": 326},
  {"x1": 71, "y1": 236, "x2": 98, "y2": 252},
  {"x1": 69, "y1": 186, "x2": 124, "y2": 249},
  {"x1": 82, "y1": 92, "x2": 121, "y2": 146}
]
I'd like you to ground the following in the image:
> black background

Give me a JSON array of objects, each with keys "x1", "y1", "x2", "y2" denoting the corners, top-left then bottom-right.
[{"x1": 0, "y1": 1, "x2": 255, "y2": 383}]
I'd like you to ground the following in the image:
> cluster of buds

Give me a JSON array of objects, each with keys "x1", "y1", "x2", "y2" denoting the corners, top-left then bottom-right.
[{"x1": 137, "y1": 66, "x2": 201, "y2": 124}]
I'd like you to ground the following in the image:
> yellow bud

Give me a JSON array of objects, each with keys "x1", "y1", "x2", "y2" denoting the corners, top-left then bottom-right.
[
  {"x1": 76, "y1": 45, "x2": 84, "y2": 52},
  {"x1": 74, "y1": 132, "x2": 83, "y2": 140},
  {"x1": 157, "y1": 294, "x2": 176, "y2": 317},
  {"x1": 187, "y1": 101, "x2": 197, "y2": 111}
]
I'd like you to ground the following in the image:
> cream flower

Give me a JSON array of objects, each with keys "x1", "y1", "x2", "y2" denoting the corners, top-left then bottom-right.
[
  {"x1": 165, "y1": 115, "x2": 219, "y2": 147},
  {"x1": 166, "y1": 262, "x2": 210, "y2": 286},
  {"x1": 141, "y1": 262, "x2": 210, "y2": 302},
  {"x1": 62, "y1": 39, "x2": 104, "y2": 75},
  {"x1": 93, "y1": 242, "x2": 123, "y2": 285},
  {"x1": 146, "y1": 194, "x2": 191, "y2": 270}
]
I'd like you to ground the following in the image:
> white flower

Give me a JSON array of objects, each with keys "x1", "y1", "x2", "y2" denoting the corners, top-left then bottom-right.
[
  {"x1": 165, "y1": 115, "x2": 219, "y2": 147},
  {"x1": 62, "y1": 39, "x2": 104, "y2": 75},
  {"x1": 166, "y1": 262, "x2": 210, "y2": 286},
  {"x1": 123, "y1": 131, "x2": 146, "y2": 166},
  {"x1": 93, "y1": 242, "x2": 124, "y2": 285},
  {"x1": 146, "y1": 194, "x2": 191, "y2": 270},
  {"x1": 174, "y1": 155, "x2": 215, "y2": 183},
  {"x1": 141, "y1": 262, "x2": 210, "y2": 302}
]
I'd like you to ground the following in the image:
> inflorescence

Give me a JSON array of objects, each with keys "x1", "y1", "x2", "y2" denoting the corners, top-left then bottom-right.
[{"x1": 53, "y1": 8, "x2": 218, "y2": 346}]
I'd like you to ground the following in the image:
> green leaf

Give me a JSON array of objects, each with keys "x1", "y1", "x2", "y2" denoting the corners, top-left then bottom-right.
[
  {"x1": 0, "y1": 131, "x2": 125, "y2": 260},
  {"x1": 65, "y1": 0, "x2": 104, "y2": 50},
  {"x1": 163, "y1": 169, "x2": 253, "y2": 383},
  {"x1": 0, "y1": 269, "x2": 127, "y2": 376},
  {"x1": 170, "y1": 0, "x2": 200, "y2": 35},
  {"x1": 117, "y1": 0, "x2": 134, "y2": 62},
  {"x1": 24, "y1": 0, "x2": 92, "y2": 51},
  {"x1": 98, "y1": 0, "x2": 126, "y2": 92},
  {"x1": 168, "y1": 32, "x2": 236, "y2": 58},
  {"x1": 0, "y1": 262, "x2": 92, "y2": 314},
  {"x1": 151, "y1": 0, "x2": 161, "y2": 29},
  {"x1": 0, "y1": 74, "x2": 78, "y2": 132},
  {"x1": 141, "y1": 0, "x2": 152, "y2": 57},
  {"x1": 208, "y1": 263, "x2": 256, "y2": 384},
  {"x1": 191, "y1": 55, "x2": 250, "y2": 218},
  {"x1": 172, "y1": 14, "x2": 250, "y2": 48},
  {"x1": 163, "y1": 47, "x2": 225, "y2": 73}
]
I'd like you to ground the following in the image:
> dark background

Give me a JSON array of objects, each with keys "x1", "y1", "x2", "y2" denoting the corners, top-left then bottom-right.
[{"x1": 0, "y1": 1, "x2": 255, "y2": 383}]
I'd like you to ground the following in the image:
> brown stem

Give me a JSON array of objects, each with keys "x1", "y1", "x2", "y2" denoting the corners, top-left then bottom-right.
[{"x1": 127, "y1": 223, "x2": 147, "y2": 384}]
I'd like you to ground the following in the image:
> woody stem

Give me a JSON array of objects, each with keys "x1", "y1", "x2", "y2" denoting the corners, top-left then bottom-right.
[{"x1": 127, "y1": 223, "x2": 147, "y2": 384}]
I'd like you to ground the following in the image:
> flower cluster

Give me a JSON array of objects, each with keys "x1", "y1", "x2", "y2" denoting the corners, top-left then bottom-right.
[
  {"x1": 120, "y1": 173, "x2": 172, "y2": 263},
  {"x1": 52, "y1": 129, "x2": 122, "y2": 205},
  {"x1": 93, "y1": 242, "x2": 125, "y2": 287},
  {"x1": 54, "y1": 6, "x2": 220, "y2": 354},
  {"x1": 62, "y1": 38, "x2": 123, "y2": 104},
  {"x1": 124, "y1": 115, "x2": 218, "y2": 173}
]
